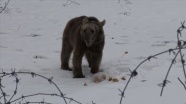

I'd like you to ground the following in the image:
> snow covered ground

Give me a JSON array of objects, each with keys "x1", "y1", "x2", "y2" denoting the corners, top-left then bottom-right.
[{"x1": 0, "y1": 0, "x2": 186, "y2": 104}]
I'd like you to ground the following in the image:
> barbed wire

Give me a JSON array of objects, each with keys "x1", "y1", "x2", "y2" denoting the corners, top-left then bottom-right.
[
  {"x1": 177, "y1": 21, "x2": 186, "y2": 89},
  {"x1": 159, "y1": 21, "x2": 186, "y2": 96},
  {"x1": 178, "y1": 77, "x2": 186, "y2": 90},
  {"x1": 119, "y1": 21, "x2": 186, "y2": 104},
  {"x1": 0, "y1": 70, "x2": 82, "y2": 104}
]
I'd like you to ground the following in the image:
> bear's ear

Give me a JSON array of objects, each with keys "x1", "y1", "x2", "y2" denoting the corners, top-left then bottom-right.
[
  {"x1": 83, "y1": 17, "x2": 89, "y2": 24},
  {"x1": 99, "y1": 20, "x2": 106, "y2": 27}
]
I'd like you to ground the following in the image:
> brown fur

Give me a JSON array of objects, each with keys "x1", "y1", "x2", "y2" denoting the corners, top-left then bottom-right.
[{"x1": 61, "y1": 16, "x2": 106, "y2": 78}]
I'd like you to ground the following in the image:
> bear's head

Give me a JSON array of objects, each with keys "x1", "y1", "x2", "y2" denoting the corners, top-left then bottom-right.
[{"x1": 80, "y1": 17, "x2": 106, "y2": 47}]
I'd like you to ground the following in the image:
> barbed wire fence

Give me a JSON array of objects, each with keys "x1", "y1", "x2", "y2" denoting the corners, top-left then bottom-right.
[
  {"x1": 119, "y1": 21, "x2": 186, "y2": 104},
  {"x1": 0, "y1": 69, "x2": 83, "y2": 104}
]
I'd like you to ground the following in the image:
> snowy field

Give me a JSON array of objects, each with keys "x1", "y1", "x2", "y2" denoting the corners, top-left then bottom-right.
[{"x1": 0, "y1": 0, "x2": 186, "y2": 104}]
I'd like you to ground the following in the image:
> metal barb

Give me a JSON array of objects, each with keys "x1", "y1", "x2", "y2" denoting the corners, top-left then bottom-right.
[
  {"x1": 31, "y1": 72, "x2": 36, "y2": 78},
  {"x1": 118, "y1": 89, "x2": 125, "y2": 98},
  {"x1": 147, "y1": 56, "x2": 157, "y2": 61},
  {"x1": 48, "y1": 77, "x2": 53, "y2": 84},
  {"x1": 168, "y1": 49, "x2": 176, "y2": 55}
]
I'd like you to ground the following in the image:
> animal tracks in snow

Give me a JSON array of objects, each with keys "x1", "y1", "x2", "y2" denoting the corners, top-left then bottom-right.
[
  {"x1": 25, "y1": 34, "x2": 42, "y2": 37},
  {"x1": 151, "y1": 41, "x2": 175, "y2": 47}
]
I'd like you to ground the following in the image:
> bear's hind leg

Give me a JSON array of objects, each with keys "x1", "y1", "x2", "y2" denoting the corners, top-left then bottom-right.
[{"x1": 61, "y1": 39, "x2": 73, "y2": 71}]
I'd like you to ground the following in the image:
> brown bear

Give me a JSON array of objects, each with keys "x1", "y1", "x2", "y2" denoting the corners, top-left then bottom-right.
[{"x1": 61, "y1": 16, "x2": 106, "y2": 78}]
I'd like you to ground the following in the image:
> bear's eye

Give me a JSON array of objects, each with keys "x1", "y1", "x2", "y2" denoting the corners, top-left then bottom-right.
[{"x1": 91, "y1": 30, "x2": 94, "y2": 33}]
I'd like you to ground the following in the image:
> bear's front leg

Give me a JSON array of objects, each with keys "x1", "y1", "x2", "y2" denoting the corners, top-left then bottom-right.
[
  {"x1": 73, "y1": 48, "x2": 85, "y2": 78},
  {"x1": 91, "y1": 51, "x2": 103, "y2": 74}
]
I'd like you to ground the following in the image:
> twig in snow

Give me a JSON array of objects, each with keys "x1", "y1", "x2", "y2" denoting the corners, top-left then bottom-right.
[
  {"x1": 0, "y1": 0, "x2": 10, "y2": 13},
  {"x1": 63, "y1": 0, "x2": 80, "y2": 7}
]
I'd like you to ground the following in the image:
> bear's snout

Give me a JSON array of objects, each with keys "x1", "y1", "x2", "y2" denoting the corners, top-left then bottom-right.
[{"x1": 84, "y1": 39, "x2": 93, "y2": 47}]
